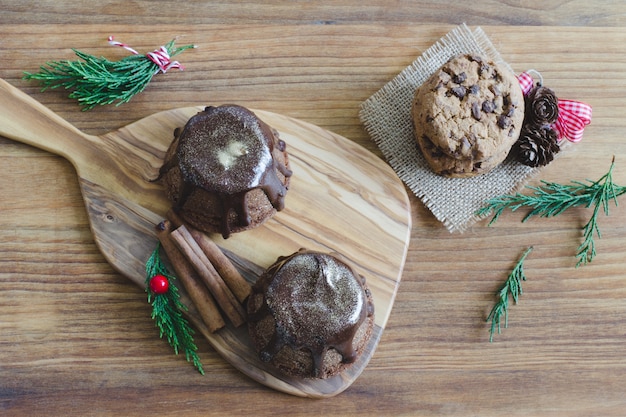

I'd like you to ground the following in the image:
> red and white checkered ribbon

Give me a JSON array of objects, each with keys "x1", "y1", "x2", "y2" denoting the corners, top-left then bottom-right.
[
  {"x1": 554, "y1": 99, "x2": 593, "y2": 143},
  {"x1": 517, "y1": 71, "x2": 536, "y2": 96},
  {"x1": 517, "y1": 71, "x2": 592, "y2": 143},
  {"x1": 107, "y1": 36, "x2": 185, "y2": 73}
]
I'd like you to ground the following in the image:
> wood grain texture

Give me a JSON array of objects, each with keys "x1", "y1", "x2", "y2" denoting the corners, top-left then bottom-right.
[
  {"x1": 0, "y1": 0, "x2": 624, "y2": 26},
  {"x1": 0, "y1": 77, "x2": 411, "y2": 398},
  {"x1": 2, "y1": 13, "x2": 626, "y2": 417}
]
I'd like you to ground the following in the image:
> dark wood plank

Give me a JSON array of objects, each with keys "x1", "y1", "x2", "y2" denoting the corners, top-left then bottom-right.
[{"x1": 0, "y1": 1, "x2": 624, "y2": 26}]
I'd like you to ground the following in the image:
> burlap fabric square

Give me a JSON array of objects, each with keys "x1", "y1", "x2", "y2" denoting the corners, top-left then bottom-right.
[{"x1": 360, "y1": 24, "x2": 537, "y2": 233}]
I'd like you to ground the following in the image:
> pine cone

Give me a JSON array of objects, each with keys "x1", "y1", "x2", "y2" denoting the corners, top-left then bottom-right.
[
  {"x1": 525, "y1": 85, "x2": 559, "y2": 127},
  {"x1": 513, "y1": 125, "x2": 560, "y2": 167}
]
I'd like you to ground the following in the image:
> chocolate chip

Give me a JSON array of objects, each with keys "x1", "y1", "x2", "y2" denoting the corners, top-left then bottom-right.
[
  {"x1": 469, "y1": 55, "x2": 483, "y2": 63},
  {"x1": 453, "y1": 72, "x2": 467, "y2": 84},
  {"x1": 451, "y1": 86, "x2": 466, "y2": 99},
  {"x1": 506, "y1": 106, "x2": 515, "y2": 117},
  {"x1": 497, "y1": 115, "x2": 511, "y2": 129},
  {"x1": 482, "y1": 101, "x2": 495, "y2": 113},
  {"x1": 478, "y1": 64, "x2": 491, "y2": 76},
  {"x1": 471, "y1": 102, "x2": 482, "y2": 121},
  {"x1": 469, "y1": 84, "x2": 480, "y2": 95}
]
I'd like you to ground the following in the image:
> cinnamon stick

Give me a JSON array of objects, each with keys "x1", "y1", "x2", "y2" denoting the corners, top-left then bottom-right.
[
  {"x1": 167, "y1": 210, "x2": 252, "y2": 303},
  {"x1": 170, "y1": 225, "x2": 247, "y2": 327},
  {"x1": 155, "y1": 220, "x2": 225, "y2": 333}
]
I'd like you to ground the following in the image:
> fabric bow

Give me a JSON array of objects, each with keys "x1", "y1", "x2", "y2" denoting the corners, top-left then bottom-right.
[{"x1": 517, "y1": 71, "x2": 592, "y2": 143}]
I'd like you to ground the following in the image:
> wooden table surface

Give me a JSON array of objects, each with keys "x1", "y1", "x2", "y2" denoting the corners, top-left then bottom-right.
[{"x1": 2, "y1": 2, "x2": 626, "y2": 416}]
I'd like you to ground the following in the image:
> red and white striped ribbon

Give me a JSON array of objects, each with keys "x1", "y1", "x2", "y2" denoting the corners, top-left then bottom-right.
[
  {"x1": 107, "y1": 36, "x2": 139, "y2": 55},
  {"x1": 517, "y1": 71, "x2": 592, "y2": 143},
  {"x1": 107, "y1": 36, "x2": 185, "y2": 73},
  {"x1": 146, "y1": 46, "x2": 184, "y2": 72}
]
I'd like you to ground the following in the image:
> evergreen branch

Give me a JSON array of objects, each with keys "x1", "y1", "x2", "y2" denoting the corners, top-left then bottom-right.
[
  {"x1": 575, "y1": 158, "x2": 621, "y2": 266},
  {"x1": 145, "y1": 244, "x2": 204, "y2": 374},
  {"x1": 23, "y1": 39, "x2": 195, "y2": 110},
  {"x1": 487, "y1": 246, "x2": 533, "y2": 342},
  {"x1": 476, "y1": 158, "x2": 626, "y2": 266}
]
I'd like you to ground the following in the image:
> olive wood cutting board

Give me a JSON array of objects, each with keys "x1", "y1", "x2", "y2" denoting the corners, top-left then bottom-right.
[{"x1": 0, "y1": 78, "x2": 411, "y2": 398}]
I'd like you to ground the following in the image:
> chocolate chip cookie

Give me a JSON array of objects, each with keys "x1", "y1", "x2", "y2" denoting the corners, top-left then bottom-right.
[{"x1": 411, "y1": 54, "x2": 524, "y2": 177}]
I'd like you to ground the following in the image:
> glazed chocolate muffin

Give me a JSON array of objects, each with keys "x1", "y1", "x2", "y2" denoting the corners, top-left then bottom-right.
[
  {"x1": 247, "y1": 249, "x2": 375, "y2": 379},
  {"x1": 411, "y1": 54, "x2": 525, "y2": 177},
  {"x1": 158, "y1": 105, "x2": 292, "y2": 238}
]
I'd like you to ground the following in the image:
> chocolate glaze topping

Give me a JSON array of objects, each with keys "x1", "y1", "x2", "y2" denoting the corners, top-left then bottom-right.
[
  {"x1": 159, "y1": 105, "x2": 292, "y2": 238},
  {"x1": 248, "y1": 250, "x2": 374, "y2": 378}
]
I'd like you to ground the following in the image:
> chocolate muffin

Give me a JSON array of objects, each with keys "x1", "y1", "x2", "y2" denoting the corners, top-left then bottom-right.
[
  {"x1": 247, "y1": 250, "x2": 375, "y2": 379},
  {"x1": 411, "y1": 54, "x2": 525, "y2": 177},
  {"x1": 158, "y1": 105, "x2": 292, "y2": 238}
]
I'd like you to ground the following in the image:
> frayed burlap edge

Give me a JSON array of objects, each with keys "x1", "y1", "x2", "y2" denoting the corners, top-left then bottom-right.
[{"x1": 359, "y1": 24, "x2": 540, "y2": 233}]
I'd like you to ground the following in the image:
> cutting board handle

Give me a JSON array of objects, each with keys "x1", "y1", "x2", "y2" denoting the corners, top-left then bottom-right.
[
  {"x1": 0, "y1": 78, "x2": 96, "y2": 160},
  {"x1": 0, "y1": 78, "x2": 170, "y2": 210}
]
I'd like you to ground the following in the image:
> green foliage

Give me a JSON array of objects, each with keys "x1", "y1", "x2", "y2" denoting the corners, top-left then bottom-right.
[
  {"x1": 575, "y1": 160, "x2": 623, "y2": 266},
  {"x1": 23, "y1": 39, "x2": 195, "y2": 110},
  {"x1": 145, "y1": 243, "x2": 204, "y2": 375},
  {"x1": 476, "y1": 158, "x2": 626, "y2": 266},
  {"x1": 487, "y1": 246, "x2": 533, "y2": 342}
]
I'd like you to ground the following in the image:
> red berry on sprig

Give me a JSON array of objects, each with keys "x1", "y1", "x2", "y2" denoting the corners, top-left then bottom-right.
[{"x1": 149, "y1": 274, "x2": 170, "y2": 295}]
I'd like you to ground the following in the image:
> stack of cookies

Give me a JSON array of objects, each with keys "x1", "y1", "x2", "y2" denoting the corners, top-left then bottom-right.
[{"x1": 411, "y1": 54, "x2": 525, "y2": 177}]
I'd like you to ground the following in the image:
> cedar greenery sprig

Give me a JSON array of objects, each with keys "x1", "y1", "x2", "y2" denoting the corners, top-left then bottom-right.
[
  {"x1": 23, "y1": 38, "x2": 195, "y2": 110},
  {"x1": 576, "y1": 158, "x2": 624, "y2": 266},
  {"x1": 476, "y1": 158, "x2": 626, "y2": 267},
  {"x1": 145, "y1": 243, "x2": 204, "y2": 375},
  {"x1": 487, "y1": 246, "x2": 533, "y2": 342}
]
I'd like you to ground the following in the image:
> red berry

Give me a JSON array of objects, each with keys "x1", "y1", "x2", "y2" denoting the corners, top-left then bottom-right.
[{"x1": 149, "y1": 274, "x2": 169, "y2": 295}]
